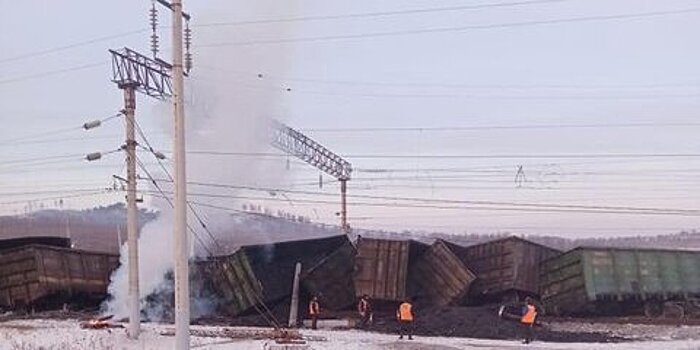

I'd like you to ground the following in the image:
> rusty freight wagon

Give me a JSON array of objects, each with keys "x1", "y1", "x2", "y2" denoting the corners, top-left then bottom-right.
[
  {"x1": 540, "y1": 247, "x2": 700, "y2": 317},
  {"x1": 409, "y1": 239, "x2": 476, "y2": 306},
  {"x1": 196, "y1": 234, "x2": 353, "y2": 316},
  {"x1": 445, "y1": 236, "x2": 561, "y2": 302},
  {"x1": 0, "y1": 242, "x2": 119, "y2": 310},
  {"x1": 353, "y1": 237, "x2": 429, "y2": 302}
]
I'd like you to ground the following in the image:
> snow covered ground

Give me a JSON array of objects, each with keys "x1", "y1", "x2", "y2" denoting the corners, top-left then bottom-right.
[{"x1": 0, "y1": 319, "x2": 699, "y2": 350}]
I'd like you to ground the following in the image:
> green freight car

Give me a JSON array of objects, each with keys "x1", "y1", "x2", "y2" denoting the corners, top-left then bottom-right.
[{"x1": 540, "y1": 247, "x2": 700, "y2": 316}]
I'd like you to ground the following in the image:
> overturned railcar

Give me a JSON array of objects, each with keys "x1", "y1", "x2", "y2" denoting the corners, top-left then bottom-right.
[
  {"x1": 353, "y1": 237, "x2": 429, "y2": 302},
  {"x1": 445, "y1": 236, "x2": 561, "y2": 302},
  {"x1": 196, "y1": 234, "x2": 352, "y2": 316},
  {"x1": 540, "y1": 247, "x2": 700, "y2": 316},
  {"x1": 302, "y1": 238, "x2": 356, "y2": 310},
  {"x1": 0, "y1": 243, "x2": 119, "y2": 309},
  {"x1": 409, "y1": 239, "x2": 476, "y2": 306}
]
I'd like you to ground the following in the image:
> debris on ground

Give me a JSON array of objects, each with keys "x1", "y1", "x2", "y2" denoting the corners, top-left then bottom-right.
[{"x1": 79, "y1": 315, "x2": 122, "y2": 329}]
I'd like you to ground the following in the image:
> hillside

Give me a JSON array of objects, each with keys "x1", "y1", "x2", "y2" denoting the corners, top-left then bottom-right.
[{"x1": 0, "y1": 204, "x2": 697, "y2": 254}]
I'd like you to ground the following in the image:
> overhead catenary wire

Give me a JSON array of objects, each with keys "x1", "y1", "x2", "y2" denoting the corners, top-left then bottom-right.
[
  {"x1": 0, "y1": 61, "x2": 108, "y2": 85},
  {"x1": 198, "y1": 7, "x2": 700, "y2": 47},
  {"x1": 0, "y1": 111, "x2": 122, "y2": 146},
  {"x1": 183, "y1": 150, "x2": 700, "y2": 160},
  {"x1": 164, "y1": 192, "x2": 700, "y2": 217},
  {"x1": 140, "y1": 180, "x2": 700, "y2": 216},
  {"x1": 198, "y1": 64, "x2": 700, "y2": 91},
  {"x1": 195, "y1": 70, "x2": 700, "y2": 100},
  {"x1": 303, "y1": 122, "x2": 700, "y2": 133},
  {"x1": 0, "y1": 29, "x2": 148, "y2": 64},
  {"x1": 196, "y1": 0, "x2": 567, "y2": 27}
]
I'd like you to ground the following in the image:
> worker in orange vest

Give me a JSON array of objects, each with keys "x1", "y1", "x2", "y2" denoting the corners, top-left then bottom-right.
[
  {"x1": 309, "y1": 296, "x2": 320, "y2": 330},
  {"x1": 521, "y1": 297, "x2": 538, "y2": 344},
  {"x1": 357, "y1": 294, "x2": 373, "y2": 329},
  {"x1": 396, "y1": 298, "x2": 414, "y2": 340}
]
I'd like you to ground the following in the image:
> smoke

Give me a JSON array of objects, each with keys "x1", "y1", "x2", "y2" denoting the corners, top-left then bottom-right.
[{"x1": 103, "y1": 2, "x2": 301, "y2": 320}]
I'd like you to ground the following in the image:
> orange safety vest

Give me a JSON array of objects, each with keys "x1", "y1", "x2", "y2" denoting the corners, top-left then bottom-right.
[
  {"x1": 521, "y1": 304, "x2": 537, "y2": 324},
  {"x1": 398, "y1": 302, "x2": 413, "y2": 321},
  {"x1": 309, "y1": 301, "x2": 320, "y2": 316}
]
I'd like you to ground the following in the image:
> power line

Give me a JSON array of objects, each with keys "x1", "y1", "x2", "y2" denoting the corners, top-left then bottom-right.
[
  {"x1": 143, "y1": 180, "x2": 700, "y2": 215},
  {"x1": 133, "y1": 121, "x2": 224, "y2": 248},
  {"x1": 0, "y1": 62, "x2": 108, "y2": 85},
  {"x1": 196, "y1": 71, "x2": 700, "y2": 100},
  {"x1": 303, "y1": 122, "x2": 700, "y2": 133},
  {"x1": 198, "y1": 64, "x2": 700, "y2": 91},
  {"x1": 0, "y1": 112, "x2": 122, "y2": 146},
  {"x1": 197, "y1": 0, "x2": 567, "y2": 27},
  {"x1": 143, "y1": 190, "x2": 700, "y2": 217},
  {"x1": 134, "y1": 157, "x2": 283, "y2": 328},
  {"x1": 184, "y1": 150, "x2": 700, "y2": 160},
  {"x1": 0, "y1": 190, "x2": 113, "y2": 207},
  {"x1": 198, "y1": 8, "x2": 700, "y2": 47},
  {"x1": 0, "y1": 29, "x2": 148, "y2": 64}
]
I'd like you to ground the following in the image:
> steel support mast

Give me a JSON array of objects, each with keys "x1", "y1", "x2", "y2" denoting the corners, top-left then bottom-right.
[
  {"x1": 109, "y1": 45, "x2": 174, "y2": 342},
  {"x1": 171, "y1": 0, "x2": 190, "y2": 348},
  {"x1": 271, "y1": 121, "x2": 352, "y2": 232}
]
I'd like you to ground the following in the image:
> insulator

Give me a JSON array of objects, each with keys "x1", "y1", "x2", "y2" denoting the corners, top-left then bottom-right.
[
  {"x1": 185, "y1": 52, "x2": 193, "y2": 73},
  {"x1": 149, "y1": 2, "x2": 159, "y2": 58},
  {"x1": 149, "y1": 3, "x2": 158, "y2": 31},
  {"x1": 86, "y1": 152, "x2": 102, "y2": 162},
  {"x1": 82, "y1": 120, "x2": 101, "y2": 130},
  {"x1": 153, "y1": 151, "x2": 166, "y2": 160},
  {"x1": 151, "y1": 34, "x2": 159, "y2": 57},
  {"x1": 184, "y1": 21, "x2": 193, "y2": 72}
]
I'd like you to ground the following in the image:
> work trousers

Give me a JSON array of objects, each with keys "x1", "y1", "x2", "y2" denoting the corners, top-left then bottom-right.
[
  {"x1": 310, "y1": 315, "x2": 318, "y2": 330},
  {"x1": 359, "y1": 313, "x2": 372, "y2": 329},
  {"x1": 398, "y1": 320, "x2": 413, "y2": 339},
  {"x1": 522, "y1": 322, "x2": 534, "y2": 343}
]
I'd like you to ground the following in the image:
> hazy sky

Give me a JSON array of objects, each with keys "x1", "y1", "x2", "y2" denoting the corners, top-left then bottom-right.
[{"x1": 0, "y1": 0, "x2": 698, "y2": 238}]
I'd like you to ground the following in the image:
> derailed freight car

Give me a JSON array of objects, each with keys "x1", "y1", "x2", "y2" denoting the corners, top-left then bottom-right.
[
  {"x1": 353, "y1": 237, "x2": 429, "y2": 302},
  {"x1": 409, "y1": 239, "x2": 476, "y2": 306},
  {"x1": 445, "y1": 236, "x2": 561, "y2": 302},
  {"x1": 301, "y1": 238, "x2": 356, "y2": 310},
  {"x1": 196, "y1": 234, "x2": 352, "y2": 316},
  {"x1": 540, "y1": 247, "x2": 700, "y2": 316},
  {"x1": 0, "y1": 244, "x2": 119, "y2": 309}
]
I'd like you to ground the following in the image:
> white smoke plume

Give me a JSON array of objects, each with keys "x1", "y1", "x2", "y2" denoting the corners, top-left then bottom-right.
[{"x1": 103, "y1": 2, "x2": 302, "y2": 319}]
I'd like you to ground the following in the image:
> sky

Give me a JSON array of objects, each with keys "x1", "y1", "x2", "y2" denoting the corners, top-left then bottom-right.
[{"x1": 0, "y1": 0, "x2": 698, "y2": 238}]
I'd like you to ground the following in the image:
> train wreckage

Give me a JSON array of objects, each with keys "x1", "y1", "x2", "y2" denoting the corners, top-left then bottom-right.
[{"x1": 1, "y1": 234, "x2": 700, "y2": 320}]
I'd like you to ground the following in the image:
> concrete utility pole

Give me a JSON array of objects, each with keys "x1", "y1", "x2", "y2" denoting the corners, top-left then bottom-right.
[
  {"x1": 288, "y1": 262, "x2": 302, "y2": 327},
  {"x1": 122, "y1": 82, "x2": 140, "y2": 339},
  {"x1": 171, "y1": 0, "x2": 190, "y2": 348}
]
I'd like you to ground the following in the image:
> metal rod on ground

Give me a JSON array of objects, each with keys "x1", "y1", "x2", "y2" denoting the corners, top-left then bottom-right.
[
  {"x1": 288, "y1": 262, "x2": 302, "y2": 328},
  {"x1": 171, "y1": 0, "x2": 190, "y2": 348},
  {"x1": 122, "y1": 83, "x2": 141, "y2": 339}
]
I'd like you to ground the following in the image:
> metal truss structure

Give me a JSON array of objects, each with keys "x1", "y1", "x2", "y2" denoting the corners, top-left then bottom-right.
[
  {"x1": 271, "y1": 120, "x2": 352, "y2": 232},
  {"x1": 109, "y1": 47, "x2": 173, "y2": 100},
  {"x1": 271, "y1": 120, "x2": 352, "y2": 180}
]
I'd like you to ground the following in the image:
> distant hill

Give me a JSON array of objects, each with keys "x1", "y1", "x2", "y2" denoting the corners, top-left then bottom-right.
[
  {"x1": 0, "y1": 203, "x2": 697, "y2": 254},
  {"x1": 0, "y1": 204, "x2": 157, "y2": 253}
]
